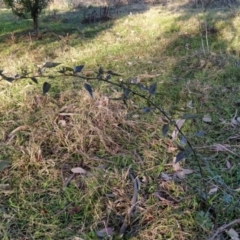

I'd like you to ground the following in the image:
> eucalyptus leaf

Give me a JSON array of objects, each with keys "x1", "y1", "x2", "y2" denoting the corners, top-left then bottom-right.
[
  {"x1": 43, "y1": 82, "x2": 51, "y2": 95},
  {"x1": 162, "y1": 124, "x2": 169, "y2": 137},
  {"x1": 43, "y1": 62, "x2": 61, "y2": 68},
  {"x1": 97, "y1": 66, "x2": 104, "y2": 76},
  {"x1": 84, "y1": 83, "x2": 93, "y2": 98},
  {"x1": 149, "y1": 82, "x2": 157, "y2": 95},
  {"x1": 73, "y1": 65, "x2": 84, "y2": 73},
  {"x1": 123, "y1": 88, "x2": 130, "y2": 98},
  {"x1": 31, "y1": 77, "x2": 38, "y2": 84},
  {"x1": 138, "y1": 84, "x2": 148, "y2": 91},
  {"x1": 107, "y1": 70, "x2": 121, "y2": 76},
  {"x1": 175, "y1": 151, "x2": 185, "y2": 163}
]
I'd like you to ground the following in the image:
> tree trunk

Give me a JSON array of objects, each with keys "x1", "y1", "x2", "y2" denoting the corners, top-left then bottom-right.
[{"x1": 32, "y1": 14, "x2": 39, "y2": 33}]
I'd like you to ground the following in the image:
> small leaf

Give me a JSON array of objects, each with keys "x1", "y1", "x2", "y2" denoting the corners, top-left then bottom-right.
[
  {"x1": 123, "y1": 88, "x2": 130, "y2": 98},
  {"x1": 0, "y1": 160, "x2": 10, "y2": 171},
  {"x1": 71, "y1": 167, "x2": 87, "y2": 174},
  {"x1": 202, "y1": 114, "x2": 212, "y2": 123},
  {"x1": 182, "y1": 168, "x2": 194, "y2": 174},
  {"x1": 142, "y1": 107, "x2": 151, "y2": 113},
  {"x1": 172, "y1": 119, "x2": 185, "y2": 140},
  {"x1": 182, "y1": 114, "x2": 200, "y2": 119},
  {"x1": 187, "y1": 100, "x2": 193, "y2": 109},
  {"x1": 31, "y1": 77, "x2": 38, "y2": 84},
  {"x1": 96, "y1": 227, "x2": 114, "y2": 237},
  {"x1": 43, "y1": 82, "x2": 51, "y2": 95},
  {"x1": 138, "y1": 84, "x2": 148, "y2": 91},
  {"x1": 97, "y1": 66, "x2": 104, "y2": 76},
  {"x1": 195, "y1": 131, "x2": 205, "y2": 137},
  {"x1": 162, "y1": 124, "x2": 169, "y2": 137},
  {"x1": 227, "y1": 228, "x2": 239, "y2": 240},
  {"x1": 43, "y1": 62, "x2": 61, "y2": 68},
  {"x1": 175, "y1": 170, "x2": 185, "y2": 179},
  {"x1": 226, "y1": 160, "x2": 231, "y2": 169},
  {"x1": 208, "y1": 187, "x2": 218, "y2": 195},
  {"x1": 73, "y1": 65, "x2": 84, "y2": 73},
  {"x1": 149, "y1": 82, "x2": 157, "y2": 95},
  {"x1": 84, "y1": 83, "x2": 93, "y2": 98},
  {"x1": 107, "y1": 70, "x2": 121, "y2": 76},
  {"x1": 175, "y1": 151, "x2": 185, "y2": 163},
  {"x1": 161, "y1": 172, "x2": 172, "y2": 181}
]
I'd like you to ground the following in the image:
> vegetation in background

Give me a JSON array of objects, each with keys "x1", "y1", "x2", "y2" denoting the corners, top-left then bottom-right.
[
  {"x1": 4, "y1": 0, "x2": 53, "y2": 31},
  {"x1": 1, "y1": 0, "x2": 240, "y2": 239}
]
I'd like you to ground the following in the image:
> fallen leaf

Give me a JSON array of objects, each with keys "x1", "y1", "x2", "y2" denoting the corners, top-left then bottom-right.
[
  {"x1": 182, "y1": 168, "x2": 194, "y2": 174},
  {"x1": 172, "y1": 119, "x2": 185, "y2": 140},
  {"x1": 226, "y1": 160, "x2": 232, "y2": 169},
  {"x1": 71, "y1": 167, "x2": 87, "y2": 174},
  {"x1": 0, "y1": 160, "x2": 10, "y2": 171},
  {"x1": 175, "y1": 170, "x2": 185, "y2": 179},
  {"x1": 161, "y1": 173, "x2": 172, "y2": 181},
  {"x1": 203, "y1": 114, "x2": 212, "y2": 123},
  {"x1": 96, "y1": 227, "x2": 114, "y2": 237},
  {"x1": 172, "y1": 160, "x2": 181, "y2": 171},
  {"x1": 58, "y1": 120, "x2": 67, "y2": 127},
  {"x1": 208, "y1": 187, "x2": 218, "y2": 195},
  {"x1": 226, "y1": 228, "x2": 239, "y2": 240},
  {"x1": 187, "y1": 100, "x2": 193, "y2": 109},
  {"x1": 212, "y1": 144, "x2": 231, "y2": 152}
]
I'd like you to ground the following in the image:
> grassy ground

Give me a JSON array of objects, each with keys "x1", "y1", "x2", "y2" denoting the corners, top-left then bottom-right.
[{"x1": 1, "y1": 1, "x2": 240, "y2": 239}]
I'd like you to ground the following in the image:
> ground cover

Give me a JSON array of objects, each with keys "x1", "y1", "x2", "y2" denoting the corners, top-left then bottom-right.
[{"x1": 1, "y1": 1, "x2": 240, "y2": 239}]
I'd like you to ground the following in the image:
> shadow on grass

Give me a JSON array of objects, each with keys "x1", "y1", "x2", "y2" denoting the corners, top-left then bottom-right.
[{"x1": 0, "y1": 2, "x2": 151, "y2": 45}]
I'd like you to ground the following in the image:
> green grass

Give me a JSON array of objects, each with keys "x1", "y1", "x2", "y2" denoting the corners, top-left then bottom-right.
[{"x1": 1, "y1": 1, "x2": 240, "y2": 239}]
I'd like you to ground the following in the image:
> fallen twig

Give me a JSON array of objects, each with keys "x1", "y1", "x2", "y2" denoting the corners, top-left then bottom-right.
[{"x1": 208, "y1": 219, "x2": 240, "y2": 240}]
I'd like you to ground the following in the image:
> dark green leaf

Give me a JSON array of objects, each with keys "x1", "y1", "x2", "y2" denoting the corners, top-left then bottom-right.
[
  {"x1": 123, "y1": 88, "x2": 130, "y2": 98},
  {"x1": 43, "y1": 82, "x2": 51, "y2": 95},
  {"x1": 138, "y1": 84, "x2": 148, "y2": 91},
  {"x1": 5, "y1": 77, "x2": 14, "y2": 82},
  {"x1": 105, "y1": 74, "x2": 111, "y2": 80},
  {"x1": 98, "y1": 66, "x2": 104, "y2": 75},
  {"x1": 84, "y1": 83, "x2": 93, "y2": 98},
  {"x1": 142, "y1": 107, "x2": 151, "y2": 113},
  {"x1": 149, "y1": 82, "x2": 157, "y2": 95},
  {"x1": 43, "y1": 62, "x2": 61, "y2": 68},
  {"x1": 162, "y1": 124, "x2": 169, "y2": 137},
  {"x1": 107, "y1": 70, "x2": 121, "y2": 76},
  {"x1": 182, "y1": 114, "x2": 200, "y2": 119},
  {"x1": 175, "y1": 151, "x2": 185, "y2": 163},
  {"x1": 0, "y1": 160, "x2": 10, "y2": 171},
  {"x1": 73, "y1": 65, "x2": 84, "y2": 73},
  {"x1": 31, "y1": 77, "x2": 38, "y2": 84}
]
